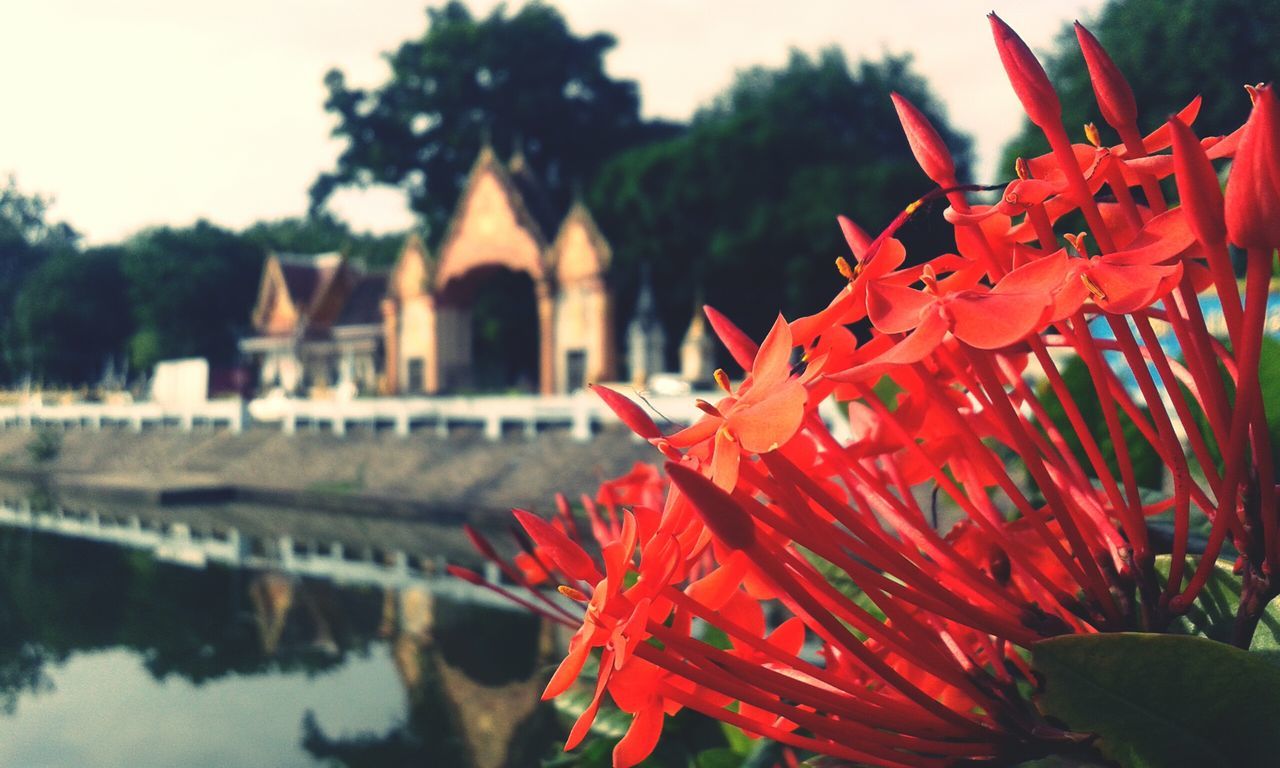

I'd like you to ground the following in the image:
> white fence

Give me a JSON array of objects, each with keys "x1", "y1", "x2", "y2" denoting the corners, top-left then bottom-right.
[
  {"x1": 0, "y1": 496, "x2": 526, "y2": 609},
  {"x1": 0, "y1": 391, "x2": 852, "y2": 444}
]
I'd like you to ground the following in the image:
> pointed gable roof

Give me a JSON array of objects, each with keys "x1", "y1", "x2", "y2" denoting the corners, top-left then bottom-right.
[
  {"x1": 250, "y1": 252, "x2": 346, "y2": 335},
  {"x1": 388, "y1": 232, "x2": 432, "y2": 300},
  {"x1": 550, "y1": 201, "x2": 612, "y2": 284},
  {"x1": 433, "y1": 146, "x2": 551, "y2": 296},
  {"x1": 280, "y1": 252, "x2": 342, "y2": 311}
]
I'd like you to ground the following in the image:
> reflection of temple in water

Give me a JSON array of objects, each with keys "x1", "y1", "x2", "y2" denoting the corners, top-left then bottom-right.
[
  {"x1": 0, "y1": 513, "x2": 563, "y2": 768},
  {"x1": 245, "y1": 569, "x2": 558, "y2": 768}
]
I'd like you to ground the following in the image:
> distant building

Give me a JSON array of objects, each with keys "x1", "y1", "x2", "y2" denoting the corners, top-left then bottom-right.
[
  {"x1": 626, "y1": 266, "x2": 665, "y2": 387},
  {"x1": 241, "y1": 147, "x2": 706, "y2": 398},
  {"x1": 382, "y1": 147, "x2": 616, "y2": 395},
  {"x1": 240, "y1": 252, "x2": 386, "y2": 396}
]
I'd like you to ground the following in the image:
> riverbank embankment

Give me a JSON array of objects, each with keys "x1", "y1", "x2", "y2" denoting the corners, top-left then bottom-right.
[{"x1": 0, "y1": 425, "x2": 655, "y2": 524}]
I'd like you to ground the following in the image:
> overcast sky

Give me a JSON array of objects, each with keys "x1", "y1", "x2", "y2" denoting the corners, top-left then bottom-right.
[{"x1": 0, "y1": 0, "x2": 1105, "y2": 244}]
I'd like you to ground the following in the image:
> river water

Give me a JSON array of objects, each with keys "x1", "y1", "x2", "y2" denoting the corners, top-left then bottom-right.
[{"x1": 0, "y1": 487, "x2": 560, "y2": 768}]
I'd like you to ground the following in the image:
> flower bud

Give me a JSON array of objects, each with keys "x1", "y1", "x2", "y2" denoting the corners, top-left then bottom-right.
[
  {"x1": 1169, "y1": 116, "x2": 1226, "y2": 248},
  {"x1": 989, "y1": 13, "x2": 1061, "y2": 130},
  {"x1": 1224, "y1": 84, "x2": 1280, "y2": 250},
  {"x1": 1075, "y1": 22, "x2": 1138, "y2": 131},
  {"x1": 891, "y1": 92, "x2": 957, "y2": 185}
]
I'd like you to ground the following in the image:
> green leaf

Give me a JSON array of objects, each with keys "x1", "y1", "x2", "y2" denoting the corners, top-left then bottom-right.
[
  {"x1": 1033, "y1": 633, "x2": 1280, "y2": 767},
  {"x1": 1153, "y1": 555, "x2": 1280, "y2": 655},
  {"x1": 719, "y1": 722, "x2": 754, "y2": 756},
  {"x1": 694, "y1": 747, "x2": 743, "y2": 768},
  {"x1": 1248, "y1": 593, "x2": 1280, "y2": 664},
  {"x1": 1153, "y1": 555, "x2": 1239, "y2": 640},
  {"x1": 553, "y1": 685, "x2": 631, "y2": 740}
]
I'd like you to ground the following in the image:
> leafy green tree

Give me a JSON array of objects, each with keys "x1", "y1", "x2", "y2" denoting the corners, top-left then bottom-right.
[
  {"x1": 10, "y1": 247, "x2": 133, "y2": 384},
  {"x1": 589, "y1": 50, "x2": 972, "y2": 354},
  {"x1": 1000, "y1": 0, "x2": 1280, "y2": 177},
  {"x1": 311, "y1": 1, "x2": 675, "y2": 240},
  {"x1": 0, "y1": 176, "x2": 78, "y2": 381},
  {"x1": 241, "y1": 215, "x2": 404, "y2": 269},
  {"x1": 120, "y1": 222, "x2": 264, "y2": 372}
]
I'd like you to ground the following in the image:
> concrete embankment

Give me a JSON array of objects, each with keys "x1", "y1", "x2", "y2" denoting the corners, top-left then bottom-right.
[{"x1": 0, "y1": 424, "x2": 656, "y2": 525}]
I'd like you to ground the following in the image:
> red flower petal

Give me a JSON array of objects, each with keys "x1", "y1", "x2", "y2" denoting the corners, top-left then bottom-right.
[
  {"x1": 704, "y1": 305, "x2": 759, "y2": 372},
  {"x1": 727, "y1": 379, "x2": 808, "y2": 454},
  {"x1": 866, "y1": 280, "x2": 934, "y2": 334},
  {"x1": 513, "y1": 509, "x2": 602, "y2": 583},
  {"x1": 591, "y1": 384, "x2": 661, "y2": 440},
  {"x1": 666, "y1": 461, "x2": 758, "y2": 551},
  {"x1": 947, "y1": 290, "x2": 1049, "y2": 349},
  {"x1": 749, "y1": 314, "x2": 794, "y2": 393},
  {"x1": 612, "y1": 705, "x2": 664, "y2": 768}
]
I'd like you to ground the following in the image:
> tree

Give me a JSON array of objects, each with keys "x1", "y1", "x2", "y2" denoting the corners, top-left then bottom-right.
[
  {"x1": 588, "y1": 50, "x2": 972, "y2": 355},
  {"x1": 120, "y1": 222, "x2": 264, "y2": 373},
  {"x1": 0, "y1": 176, "x2": 78, "y2": 381},
  {"x1": 311, "y1": 1, "x2": 674, "y2": 240},
  {"x1": 241, "y1": 215, "x2": 404, "y2": 269},
  {"x1": 999, "y1": 0, "x2": 1280, "y2": 176},
  {"x1": 10, "y1": 247, "x2": 133, "y2": 384}
]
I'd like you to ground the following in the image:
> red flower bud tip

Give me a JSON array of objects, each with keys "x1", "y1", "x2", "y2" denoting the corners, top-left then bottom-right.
[
  {"x1": 891, "y1": 92, "x2": 957, "y2": 185},
  {"x1": 989, "y1": 13, "x2": 1061, "y2": 130},
  {"x1": 1015, "y1": 156, "x2": 1031, "y2": 180},
  {"x1": 1074, "y1": 22, "x2": 1138, "y2": 130},
  {"x1": 1169, "y1": 116, "x2": 1226, "y2": 248},
  {"x1": 665, "y1": 461, "x2": 757, "y2": 551},
  {"x1": 704, "y1": 305, "x2": 759, "y2": 372},
  {"x1": 1224, "y1": 84, "x2": 1280, "y2": 250},
  {"x1": 836, "y1": 214, "x2": 872, "y2": 260},
  {"x1": 590, "y1": 383, "x2": 662, "y2": 440}
]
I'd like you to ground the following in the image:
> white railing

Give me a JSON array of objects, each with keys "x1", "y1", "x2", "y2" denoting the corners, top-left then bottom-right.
[
  {"x1": 0, "y1": 391, "x2": 853, "y2": 444},
  {"x1": 0, "y1": 398, "x2": 246, "y2": 433},
  {"x1": 0, "y1": 496, "x2": 527, "y2": 610}
]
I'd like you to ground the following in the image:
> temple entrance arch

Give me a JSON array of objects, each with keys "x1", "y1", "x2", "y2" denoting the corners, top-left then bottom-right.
[
  {"x1": 434, "y1": 265, "x2": 547, "y2": 393},
  {"x1": 427, "y1": 148, "x2": 557, "y2": 394},
  {"x1": 382, "y1": 148, "x2": 616, "y2": 396}
]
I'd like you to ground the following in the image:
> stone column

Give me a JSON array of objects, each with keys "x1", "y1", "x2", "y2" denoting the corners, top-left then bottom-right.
[
  {"x1": 380, "y1": 298, "x2": 400, "y2": 395},
  {"x1": 536, "y1": 280, "x2": 556, "y2": 395}
]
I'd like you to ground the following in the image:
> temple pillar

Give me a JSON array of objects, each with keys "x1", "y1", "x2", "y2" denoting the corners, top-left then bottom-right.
[
  {"x1": 536, "y1": 281, "x2": 556, "y2": 395},
  {"x1": 380, "y1": 298, "x2": 400, "y2": 395}
]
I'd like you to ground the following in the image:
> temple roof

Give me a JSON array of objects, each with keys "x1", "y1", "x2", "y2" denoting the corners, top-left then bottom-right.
[
  {"x1": 278, "y1": 252, "x2": 342, "y2": 313},
  {"x1": 335, "y1": 272, "x2": 389, "y2": 327}
]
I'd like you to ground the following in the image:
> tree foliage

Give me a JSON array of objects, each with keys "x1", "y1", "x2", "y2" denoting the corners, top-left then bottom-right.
[
  {"x1": 241, "y1": 215, "x2": 404, "y2": 269},
  {"x1": 0, "y1": 177, "x2": 78, "y2": 380},
  {"x1": 120, "y1": 222, "x2": 264, "y2": 373},
  {"x1": 311, "y1": 0, "x2": 673, "y2": 240},
  {"x1": 588, "y1": 50, "x2": 972, "y2": 355},
  {"x1": 1000, "y1": 0, "x2": 1280, "y2": 176},
  {"x1": 10, "y1": 247, "x2": 133, "y2": 384}
]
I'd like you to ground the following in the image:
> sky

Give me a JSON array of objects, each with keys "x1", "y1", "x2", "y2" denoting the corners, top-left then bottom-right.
[{"x1": 0, "y1": 0, "x2": 1105, "y2": 245}]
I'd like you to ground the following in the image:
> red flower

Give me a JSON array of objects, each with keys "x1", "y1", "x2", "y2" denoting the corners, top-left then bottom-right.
[{"x1": 1225, "y1": 84, "x2": 1280, "y2": 250}]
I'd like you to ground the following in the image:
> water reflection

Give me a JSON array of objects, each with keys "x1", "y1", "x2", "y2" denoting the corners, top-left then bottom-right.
[{"x1": 0, "y1": 500, "x2": 559, "y2": 767}]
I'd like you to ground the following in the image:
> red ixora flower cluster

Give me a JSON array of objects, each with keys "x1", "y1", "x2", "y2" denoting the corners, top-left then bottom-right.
[{"x1": 456, "y1": 13, "x2": 1280, "y2": 768}]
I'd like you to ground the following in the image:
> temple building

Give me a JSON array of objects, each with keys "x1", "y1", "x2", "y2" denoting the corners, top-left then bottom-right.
[
  {"x1": 239, "y1": 252, "x2": 387, "y2": 397},
  {"x1": 241, "y1": 147, "x2": 633, "y2": 397}
]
